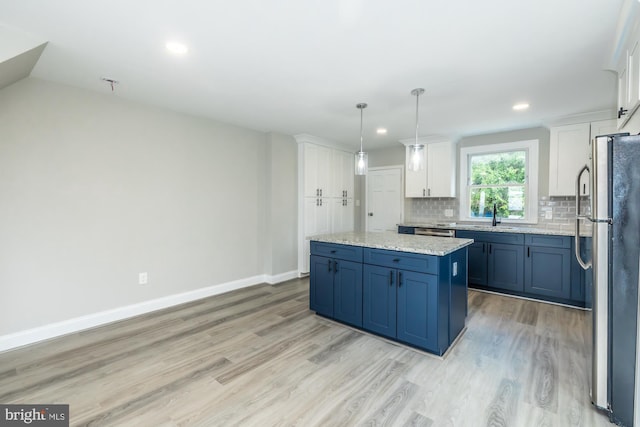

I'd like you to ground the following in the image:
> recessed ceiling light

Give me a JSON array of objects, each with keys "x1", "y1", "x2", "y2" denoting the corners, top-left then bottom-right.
[
  {"x1": 376, "y1": 128, "x2": 388, "y2": 135},
  {"x1": 513, "y1": 103, "x2": 529, "y2": 111},
  {"x1": 166, "y1": 42, "x2": 188, "y2": 55}
]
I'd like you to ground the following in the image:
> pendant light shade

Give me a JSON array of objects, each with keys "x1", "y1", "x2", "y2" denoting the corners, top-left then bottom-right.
[
  {"x1": 355, "y1": 103, "x2": 368, "y2": 175},
  {"x1": 407, "y1": 88, "x2": 425, "y2": 172}
]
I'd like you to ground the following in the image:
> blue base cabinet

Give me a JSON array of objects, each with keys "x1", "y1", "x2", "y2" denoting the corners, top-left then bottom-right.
[
  {"x1": 363, "y1": 264, "x2": 397, "y2": 338},
  {"x1": 524, "y1": 235, "x2": 571, "y2": 300},
  {"x1": 333, "y1": 259, "x2": 364, "y2": 327},
  {"x1": 310, "y1": 243, "x2": 363, "y2": 328},
  {"x1": 457, "y1": 230, "x2": 587, "y2": 307},
  {"x1": 310, "y1": 255, "x2": 335, "y2": 317},
  {"x1": 311, "y1": 240, "x2": 468, "y2": 356},
  {"x1": 467, "y1": 241, "x2": 488, "y2": 287},
  {"x1": 396, "y1": 270, "x2": 439, "y2": 351},
  {"x1": 488, "y1": 242, "x2": 524, "y2": 292}
]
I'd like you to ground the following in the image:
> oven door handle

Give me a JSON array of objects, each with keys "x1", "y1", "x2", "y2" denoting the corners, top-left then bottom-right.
[{"x1": 414, "y1": 228, "x2": 455, "y2": 237}]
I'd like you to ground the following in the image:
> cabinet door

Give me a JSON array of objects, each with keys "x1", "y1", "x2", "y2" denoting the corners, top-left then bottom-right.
[
  {"x1": 304, "y1": 197, "x2": 330, "y2": 236},
  {"x1": 331, "y1": 149, "x2": 354, "y2": 198},
  {"x1": 333, "y1": 259, "x2": 363, "y2": 327},
  {"x1": 310, "y1": 255, "x2": 334, "y2": 317},
  {"x1": 628, "y1": 41, "x2": 640, "y2": 121},
  {"x1": 304, "y1": 144, "x2": 331, "y2": 198},
  {"x1": 524, "y1": 246, "x2": 571, "y2": 299},
  {"x1": 618, "y1": 59, "x2": 629, "y2": 129},
  {"x1": 331, "y1": 198, "x2": 354, "y2": 233},
  {"x1": 396, "y1": 270, "x2": 438, "y2": 352},
  {"x1": 467, "y1": 241, "x2": 488, "y2": 287},
  {"x1": 426, "y1": 141, "x2": 456, "y2": 197},
  {"x1": 591, "y1": 119, "x2": 618, "y2": 138},
  {"x1": 488, "y1": 243, "x2": 524, "y2": 292},
  {"x1": 405, "y1": 147, "x2": 427, "y2": 197},
  {"x1": 363, "y1": 264, "x2": 397, "y2": 338},
  {"x1": 549, "y1": 123, "x2": 591, "y2": 196}
]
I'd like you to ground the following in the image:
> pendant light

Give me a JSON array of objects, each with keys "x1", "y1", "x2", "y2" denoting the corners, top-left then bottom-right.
[
  {"x1": 408, "y1": 88, "x2": 425, "y2": 172},
  {"x1": 355, "y1": 103, "x2": 368, "y2": 175}
]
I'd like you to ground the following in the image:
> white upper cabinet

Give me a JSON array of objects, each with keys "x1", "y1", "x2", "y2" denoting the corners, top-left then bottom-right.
[
  {"x1": 405, "y1": 148, "x2": 427, "y2": 197},
  {"x1": 427, "y1": 141, "x2": 456, "y2": 197},
  {"x1": 591, "y1": 119, "x2": 618, "y2": 137},
  {"x1": 298, "y1": 138, "x2": 356, "y2": 274},
  {"x1": 548, "y1": 119, "x2": 617, "y2": 197},
  {"x1": 549, "y1": 123, "x2": 591, "y2": 197},
  {"x1": 404, "y1": 140, "x2": 456, "y2": 198},
  {"x1": 303, "y1": 143, "x2": 331, "y2": 198},
  {"x1": 331, "y1": 149, "x2": 354, "y2": 199}
]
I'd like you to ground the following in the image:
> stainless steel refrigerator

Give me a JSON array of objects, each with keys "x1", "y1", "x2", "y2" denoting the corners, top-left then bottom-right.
[{"x1": 575, "y1": 133, "x2": 640, "y2": 426}]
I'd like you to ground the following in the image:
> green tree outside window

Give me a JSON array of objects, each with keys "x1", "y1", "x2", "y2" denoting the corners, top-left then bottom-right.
[{"x1": 469, "y1": 151, "x2": 526, "y2": 219}]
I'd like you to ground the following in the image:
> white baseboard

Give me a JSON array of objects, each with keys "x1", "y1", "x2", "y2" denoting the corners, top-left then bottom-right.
[
  {"x1": 0, "y1": 271, "x2": 299, "y2": 353},
  {"x1": 264, "y1": 270, "x2": 298, "y2": 284}
]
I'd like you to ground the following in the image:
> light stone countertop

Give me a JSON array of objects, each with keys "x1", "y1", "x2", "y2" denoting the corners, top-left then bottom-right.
[
  {"x1": 310, "y1": 231, "x2": 473, "y2": 256},
  {"x1": 399, "y1": 222, "x2": 592, "y2": 237}
]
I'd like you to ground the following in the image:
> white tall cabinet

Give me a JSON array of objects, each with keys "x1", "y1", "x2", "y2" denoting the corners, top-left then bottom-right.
[
  {"x1": 403, "y1": 139, "x2": 456, "y2": 198},
  {"x1": 297, "y1": 135, "x2": 355, "y2": 274},
  {"x1": 548, "y1": 119, "x2": 617, "y2": 196}
]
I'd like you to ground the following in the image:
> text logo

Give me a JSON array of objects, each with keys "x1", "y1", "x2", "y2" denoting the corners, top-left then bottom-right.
[{"x1": 1, "y1": 405, "x2": 68, "y2": 426}]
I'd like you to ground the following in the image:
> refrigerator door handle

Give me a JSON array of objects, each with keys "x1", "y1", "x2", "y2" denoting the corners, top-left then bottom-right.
[{"x1": 575, "y1": 164, "x2": 592, "y2": 270}]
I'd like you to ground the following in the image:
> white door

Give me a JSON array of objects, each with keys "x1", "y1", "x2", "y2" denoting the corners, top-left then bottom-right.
[{"x1": 367, "y1": 167, "x2": 404, "y2": 232}]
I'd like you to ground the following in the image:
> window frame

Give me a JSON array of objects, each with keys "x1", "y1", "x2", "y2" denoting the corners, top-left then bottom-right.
[{"x1": 459, "y1": 140, "x2": 539, "y2": 224}]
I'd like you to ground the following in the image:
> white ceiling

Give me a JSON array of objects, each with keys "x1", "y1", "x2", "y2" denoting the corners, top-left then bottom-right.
[{"x1": 0, "y1": 0, "x2": 625, "y2": 149}]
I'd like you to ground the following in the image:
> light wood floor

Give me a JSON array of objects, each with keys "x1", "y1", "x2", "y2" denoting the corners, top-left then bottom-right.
[{"x1": 0, "y1": 278, "x2": 613, "y2": 426}]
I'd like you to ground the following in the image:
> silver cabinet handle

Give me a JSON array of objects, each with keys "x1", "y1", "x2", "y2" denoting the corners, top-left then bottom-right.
[
  {"x1": 423, "y1": 189, "x2": 426, "y2": 197},
  {"x1": 428, "y1": 188, "x2": 431, "y2": 196}
]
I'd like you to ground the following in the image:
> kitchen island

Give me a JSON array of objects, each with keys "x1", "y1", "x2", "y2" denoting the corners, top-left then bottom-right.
[{"x1": 309, "y1": 231, "x2": 473, "y2": 356}]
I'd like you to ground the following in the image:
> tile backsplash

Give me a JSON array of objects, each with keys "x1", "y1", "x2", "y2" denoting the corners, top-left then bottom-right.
[{"x1": 406, "y1": 196, "x2": 591, "y2": 233}]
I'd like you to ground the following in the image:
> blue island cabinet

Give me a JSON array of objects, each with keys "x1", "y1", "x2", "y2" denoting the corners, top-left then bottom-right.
[
  {"x1": 310, "y1": 242, "x2": 363, "y2": 327},
  {"x1": 311, "y1": 240, "x2": 468, "y2": 356},
  {"x1": 362, "y1": 247, "x2": 467, "y2": 356}
]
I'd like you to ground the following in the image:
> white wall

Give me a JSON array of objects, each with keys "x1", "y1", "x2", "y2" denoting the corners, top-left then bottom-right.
[{"x1": 0, "y1": 77, "x2": 297, "y2": 338}]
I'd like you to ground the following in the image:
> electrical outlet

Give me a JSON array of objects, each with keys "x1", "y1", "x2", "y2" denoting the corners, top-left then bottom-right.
[
  {"x1": 444, "y1": 209, "x2": 453, "y2": 217},
  {"x1": 355, "y1": 199, "x2": 360, "y2": 207},
  {"x1": 139, "y1": 272, "x2": 148, "y2": 285},
  {"x1": 545, "y1": 211, "x2": 553, "y2": 220}
]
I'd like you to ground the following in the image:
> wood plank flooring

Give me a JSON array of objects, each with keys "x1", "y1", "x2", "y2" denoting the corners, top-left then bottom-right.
[{"x1": 0, "y1": 278, "x2": 613, "y2": 426}]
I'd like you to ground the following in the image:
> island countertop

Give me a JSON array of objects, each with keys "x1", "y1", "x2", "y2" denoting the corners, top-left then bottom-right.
[{"x1": 309, "y1": 231, "x2": 473, "y2": 256}]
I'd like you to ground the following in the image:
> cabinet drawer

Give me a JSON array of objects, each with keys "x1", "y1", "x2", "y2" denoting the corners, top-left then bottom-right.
[
  {"x1": 363, "y1": 248, "x2": 438, "y2": 274},
  {"x1": 525, "y1": 234, "x2": 571, "y2": 248},
  {"x1": 456, "y1": 230, "x2": 524, "y2": 245},
  {"x1": 310, "y1": 241, "x2": 363, "y2": 262}
]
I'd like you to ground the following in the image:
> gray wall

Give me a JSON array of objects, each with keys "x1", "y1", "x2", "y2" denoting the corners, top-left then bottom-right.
[
  {"x1": 458, "y1": 126, "x2": 551, "y2": 197},
  {"x1": 0, "y1": 77, "x2": 297, "y2": 336},
  {"x1": 265, "y1": 132, "x2": 298, "y2": 275}
]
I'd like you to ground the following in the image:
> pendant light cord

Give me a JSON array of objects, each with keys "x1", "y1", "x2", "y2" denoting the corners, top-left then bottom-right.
[
  {"x1": 360, "y1": 107, "x2": 364, "y2": 152},
  {"x1": 415, "y1": 91, "x2": 419, "y2": 145}
]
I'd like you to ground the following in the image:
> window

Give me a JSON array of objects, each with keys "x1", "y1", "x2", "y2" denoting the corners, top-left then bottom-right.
[{"x1": 459, "y1": 140, "x2": 538, "y2": 223}]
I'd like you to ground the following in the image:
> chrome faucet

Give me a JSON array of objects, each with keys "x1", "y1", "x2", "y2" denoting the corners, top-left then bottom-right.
[{"x1": 492, "y1": 203, "x2": 501, "y2": 226}]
